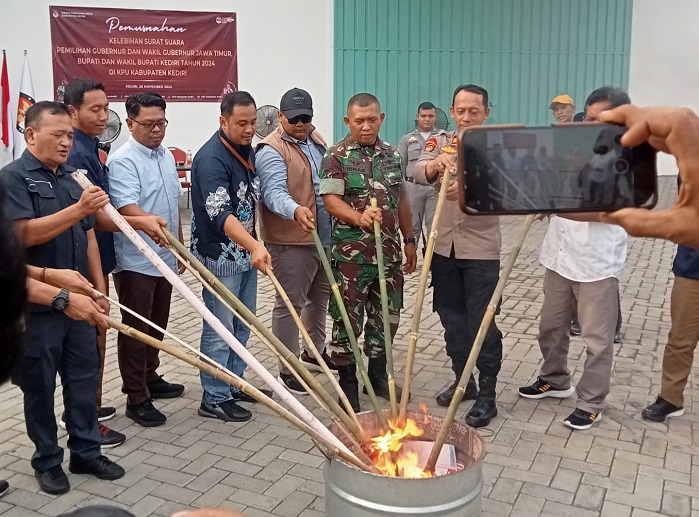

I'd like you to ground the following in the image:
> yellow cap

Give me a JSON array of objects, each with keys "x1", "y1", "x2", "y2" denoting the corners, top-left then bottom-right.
[{"x1": 549, "y1": 94, "x2": 575, "y2": 109}]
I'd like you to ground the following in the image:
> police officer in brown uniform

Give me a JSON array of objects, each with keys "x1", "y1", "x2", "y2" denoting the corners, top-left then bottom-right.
[{"x1": 414, "y1": 84, "x2": 503, "y2": 428}]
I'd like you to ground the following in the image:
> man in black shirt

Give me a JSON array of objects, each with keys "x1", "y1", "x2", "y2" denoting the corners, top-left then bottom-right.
[
  {"x1": 0, "y1": 101, "x2": 125, "y2": 495},
  {"x1": 64, "y1": 79, "x2": 168, "y2": 446}
]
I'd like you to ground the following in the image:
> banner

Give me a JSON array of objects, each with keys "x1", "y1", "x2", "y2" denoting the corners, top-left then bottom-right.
[
  {"x1": 49, "y1": 6, "x2": 238, "y2": 102},
  {"x1": 14, "y1": 52, "x2": 35, "y2": 160}
]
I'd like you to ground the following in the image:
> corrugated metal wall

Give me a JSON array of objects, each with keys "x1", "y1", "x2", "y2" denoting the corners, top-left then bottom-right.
[{"x1": 333, "y1": 0, "x2": 632, "y2": 145}]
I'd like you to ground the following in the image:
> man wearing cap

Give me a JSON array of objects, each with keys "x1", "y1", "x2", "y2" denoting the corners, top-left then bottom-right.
[
  {"x1": 256, "y1": 88, "x2": 336, "y2": 394},
  {"x1": 549, "y1": 94, "x2": 575, "y2": 123},
  {"x1": 398, "y1": 102, "x2": 440, "y2": 249}
]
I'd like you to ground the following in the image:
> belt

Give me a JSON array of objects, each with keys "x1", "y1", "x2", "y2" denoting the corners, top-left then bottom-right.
[{"x1": 405, "y1": 177, "x2": 416, "y2": 183}]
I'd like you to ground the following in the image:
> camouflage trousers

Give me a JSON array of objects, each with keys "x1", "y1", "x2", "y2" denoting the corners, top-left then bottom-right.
[{"x1": 328, "y1": 260, "x2": 404, "y2": 366}]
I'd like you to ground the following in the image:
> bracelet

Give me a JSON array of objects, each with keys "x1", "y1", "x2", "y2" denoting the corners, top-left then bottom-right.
[
  {"x1": 403, "y1": 237, "x2": 416, "y2": 244},
  {"x1": 40, "y1": 267, "x2": 47, "y2": 282}
]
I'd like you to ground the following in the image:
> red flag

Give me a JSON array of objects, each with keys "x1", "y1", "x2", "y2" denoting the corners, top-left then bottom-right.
[{"x1": 1, "y1": 50, "x2": 11, "y2": 149}]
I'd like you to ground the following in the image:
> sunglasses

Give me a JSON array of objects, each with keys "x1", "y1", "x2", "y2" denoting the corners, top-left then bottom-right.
[{"x1": 287, "y1": 114, "x2": 312, "y2": 124}]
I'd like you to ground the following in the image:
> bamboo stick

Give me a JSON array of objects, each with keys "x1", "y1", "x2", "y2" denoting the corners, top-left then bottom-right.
[
  {"x1": 398, "y1": 161, "x2": 452, "y2": 423},
  {"x1": 106, "y1": 317, "x2": 375, "y2": 473},
  {"x1": 167, "y1": 245, "x2": 365, "y2": 449},
  {"x1": 424, "y1": 214, "x2": 536, "y2": 474},
  {"x1": 310, "y1": 229, "x2": 387, "y2": 429},
  {"x1": 266, "y1": 269, "x2": 362, "y2": 427},
  {"x1": 99, "y1": 281, "x2": 366, "y2": 460},
  {"x1": 370, "y1": 198, "x2": 397, "y2": 418},
  {"x1": 168, "y1": 248, "x2": 319, "y2": 400},
  {"x1": 70, "y1": 171, "x2": 352, "y2": 456},
  {"x1": 162, "y1": 228, "x2": 368, "y2": 442}
]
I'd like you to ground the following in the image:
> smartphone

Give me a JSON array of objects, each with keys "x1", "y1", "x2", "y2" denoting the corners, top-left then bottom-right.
[{"x1": 457, "y1": 123, "x2": 658, "y2": 215}]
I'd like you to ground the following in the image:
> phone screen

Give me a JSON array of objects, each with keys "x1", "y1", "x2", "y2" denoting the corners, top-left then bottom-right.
[{"x1": 459, "y1": 124, "x2": 657, "y2": 214}]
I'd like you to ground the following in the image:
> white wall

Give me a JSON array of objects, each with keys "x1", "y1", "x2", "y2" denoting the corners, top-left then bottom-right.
[
  {"x1": 0, "y1": 0, "x2": 333, "y2": 160},
  {"x1": 628, "y1": 0, "x2": 699, "y2": 175}
]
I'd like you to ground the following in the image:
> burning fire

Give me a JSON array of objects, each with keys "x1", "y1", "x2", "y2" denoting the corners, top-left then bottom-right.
[{"x1": 364, "y1": 405, "x2": 434, "y2": 478}]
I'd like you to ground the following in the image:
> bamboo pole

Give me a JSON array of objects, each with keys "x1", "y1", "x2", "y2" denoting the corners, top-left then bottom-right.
[
  {"x1": 167, "y1": 245, "x2": 366, "y2": 449},
  {"x1": 310, "y1": 229, "x2": 387, "y2": 429},
  {"x1": 370, "y1": 198, "x2": 397, "y2": 418},
  {"x1": 106, "y1": 317, "x2": 375, "y2": 473},
  {"x1": 424, "y1": 214, "x2": 536, "y2": 474},
  {"x1": 99, "y1": 282, "x2": 366, "y2": 461},
  {"x1": 398, "y1": 159, "x2": 452, "y2": 423},
  {"x1": 266, "y1": 269, "x2": 361, "y2": 427},
  {"x1": 70, "y1": 171, "x2": 352, "y2": 456},
  {"x1": 168, "y1": 248, "x2": 321, "y2": 401},
  {"x1": 162, "y1": 228, "x2": 368, "y2": 442}
]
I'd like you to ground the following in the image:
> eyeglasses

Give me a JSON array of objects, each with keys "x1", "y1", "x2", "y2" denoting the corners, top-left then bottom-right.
[
  {"x1": 130, "y1": 118, "x2": 168, "y2": 131},
  {"x1": 287, "y1": 114, "x2": 312, "y2": 125}
]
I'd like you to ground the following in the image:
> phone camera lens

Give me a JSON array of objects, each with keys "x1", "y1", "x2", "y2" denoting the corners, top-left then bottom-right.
[{"x1": 614, "y1": 158, "x2": 629, "y2": 173}]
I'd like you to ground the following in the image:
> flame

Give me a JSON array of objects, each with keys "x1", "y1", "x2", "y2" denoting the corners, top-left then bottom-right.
[{"x1": 365, "y1": 418, "x2": 434, "y2": 478}]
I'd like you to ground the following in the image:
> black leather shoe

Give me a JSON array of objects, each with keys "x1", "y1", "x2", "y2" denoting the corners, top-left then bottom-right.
[
  {"x1": 69, "y1": 455, "x2": 125, "y2": 480},
  {"x1": 0, "y1": 479, "x2": 8, "y2": 497},
  {"x1": 464, "y1": 376, "x2": 498, "y2": 428},
  {"x1": 147, "y1": 376, "x2": 185, "y2": 399},
  {"x1": 641, "y1": 396, "x2": 684, "y2": 422},
  {"x1": 35, "y1": 466, "x2": 70, "y2": 495},
  {"x1": 232, "y1": 388, "x2": 273, "y2": 403},
  {"x1": 363, "y1": 355, "x2": 404, "y2": 400},
  {"x1": 337, "y1": 364, "x2": 360, "y2": 413},
  {"x1": 436, "y1": 376, "x2": 478, "y2": 407},
  {"x1": 126, "y1": 400, "x2": 166, "y2": 427}
]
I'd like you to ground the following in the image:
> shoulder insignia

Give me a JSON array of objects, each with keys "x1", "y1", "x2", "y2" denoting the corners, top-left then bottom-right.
[{"x1": 424, "y1": 138, "x2": 438, "y2": 153}]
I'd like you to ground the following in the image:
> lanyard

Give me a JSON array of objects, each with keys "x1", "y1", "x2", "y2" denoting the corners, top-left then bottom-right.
[{"x1": 218, "y1": 134, "x2": 254, "y2": 172}]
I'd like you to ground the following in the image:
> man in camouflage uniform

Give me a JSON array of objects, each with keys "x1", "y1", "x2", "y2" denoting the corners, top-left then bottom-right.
[
  {"x1": 414, "y1": 84, "x2": 503, "y2": 428},
  {"x1": 320, "y1": 93, "x2": 417, "y2": 411}
]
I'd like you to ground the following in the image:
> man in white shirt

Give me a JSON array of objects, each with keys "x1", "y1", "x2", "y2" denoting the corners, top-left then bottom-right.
[
  {"x1": 518, "y1": 215, "x2": 626, "y2": 429},
  {"x1": 519, "y1": 87, "x2": 631, "y2": 430}
]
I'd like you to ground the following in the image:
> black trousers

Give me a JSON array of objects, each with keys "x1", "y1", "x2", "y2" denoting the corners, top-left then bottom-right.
[
  {"x1": 14, "y1": 312, "x2": 101, "y2": 471},
  {"x1": 113, "y1": 271, "x2": 171, "y2": 406},
  {"x1": 431, "y1": 254, "x2": 503, "y2": 379}
]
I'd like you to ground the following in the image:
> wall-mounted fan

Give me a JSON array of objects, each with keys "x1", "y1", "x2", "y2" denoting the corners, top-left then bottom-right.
[
  {"x1": 256, "y1": 105, "x2": 279, "y2": 138},
  {"x1": 99, "y1": 109, "x2": 122, "y2": 144},
  {"x1": 414, "y1": 107, "x2": 449, "y2": 131},
  {"x1": 434, "y1": 108, "x2": 449, "y2": 131}
]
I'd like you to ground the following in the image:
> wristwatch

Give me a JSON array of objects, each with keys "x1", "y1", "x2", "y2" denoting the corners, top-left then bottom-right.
[
  {"x1": 51, "y1": 289, "x2": 70, "y2": 312},
  {"x1": 403, "y1": 237, "x2": 416, "y2": 245}
]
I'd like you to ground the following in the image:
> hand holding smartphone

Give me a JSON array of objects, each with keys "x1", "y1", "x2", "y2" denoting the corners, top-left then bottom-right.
[{"x1": 457, "y1": 123, "x2": 658, "y2": 215}]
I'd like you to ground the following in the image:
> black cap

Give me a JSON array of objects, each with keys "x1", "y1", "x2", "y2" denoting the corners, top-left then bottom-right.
[{"x1": 280, "y1": 88, "x2": 313, "y2": 119}]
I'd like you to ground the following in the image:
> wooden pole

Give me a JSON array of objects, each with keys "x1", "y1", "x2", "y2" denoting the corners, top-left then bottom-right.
[
  {"x1": 162, "y1": 229, "x2": 367, "y2": 442},
  {"x1": 106, "y1": 317, "x2": 375, "y2": 473},
  {"x1": 424, "y1": 214, "x2": 536, "y2": 473},
  {"x1": 370, "y1": 198, "x2": 398, "y2": 418},
  {"x1": 70, "y1": 170, "x2": 353, "y2": 456},
  {"x1": 310, "y1": 229, "x2": 387, "y2": 429},
  {"x1": 398, "y1": 162, "x2": 452, "y2": 423}
]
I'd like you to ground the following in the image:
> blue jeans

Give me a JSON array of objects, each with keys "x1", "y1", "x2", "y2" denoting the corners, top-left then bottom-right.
[{"x1": 200, "y1": 268, "x2": 257, "y2": 404}]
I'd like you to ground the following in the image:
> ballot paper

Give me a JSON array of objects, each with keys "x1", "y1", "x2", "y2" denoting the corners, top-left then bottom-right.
[{"x1": 400, "y1": 440, "x2": 461, "y2": 476}]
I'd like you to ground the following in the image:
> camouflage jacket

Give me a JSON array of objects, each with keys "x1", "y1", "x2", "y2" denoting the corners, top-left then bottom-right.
[{"x1": 319, "y1": 135, "x2": 403, "y2": 264}]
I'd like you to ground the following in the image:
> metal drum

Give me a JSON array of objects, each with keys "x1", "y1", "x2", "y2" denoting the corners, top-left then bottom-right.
[{"x1": 325, "y1": 410, "x2": 486, "y2": 517}]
